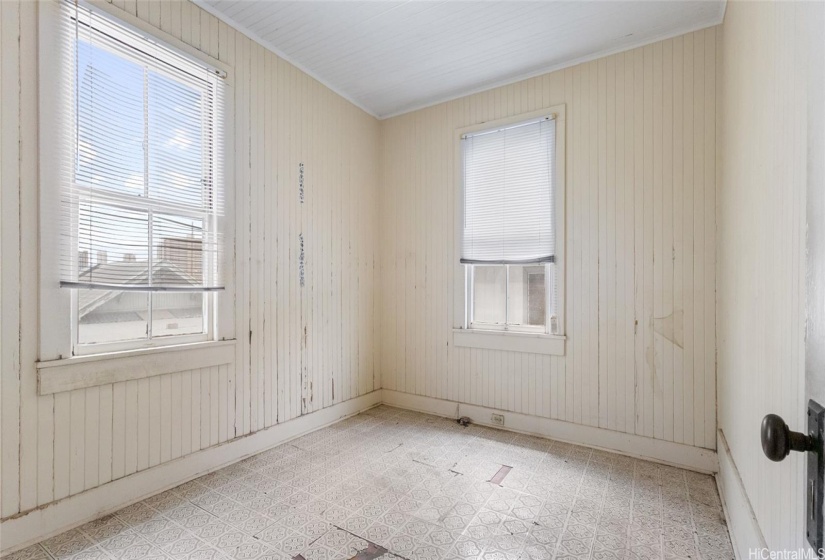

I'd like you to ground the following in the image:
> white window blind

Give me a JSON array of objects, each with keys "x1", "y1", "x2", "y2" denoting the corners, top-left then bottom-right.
[
  {"x1": 461, "y1": 116, "x2": 556, "y2": 264},
  {"x1": 56, "y1": 1, "x2": 225, "y2": 292}
]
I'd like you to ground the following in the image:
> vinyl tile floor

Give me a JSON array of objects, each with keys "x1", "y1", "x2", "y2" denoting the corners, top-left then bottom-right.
[{"x1": 4, "y1": 406, "x2": 734, "y2": 560}]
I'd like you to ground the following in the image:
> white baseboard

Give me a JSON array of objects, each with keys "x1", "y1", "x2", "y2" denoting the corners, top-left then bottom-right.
[
  {"x1": 716, "y1": 429, "x2": 767, "y2": 559},
  {"x1": 381, "y1": 390, "x2": 718, "y2": 474},
  {"x1": 0, "y1": 390, "x2": 382, "y2": 556}
]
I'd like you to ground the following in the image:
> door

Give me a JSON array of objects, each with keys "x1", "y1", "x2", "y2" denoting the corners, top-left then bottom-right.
[
  {"x1": 761, "y1": 5, "x2": 825, "y2": 548},
  {"x1": 805, "y1": 2, "x2": 825, "y2": 546}
]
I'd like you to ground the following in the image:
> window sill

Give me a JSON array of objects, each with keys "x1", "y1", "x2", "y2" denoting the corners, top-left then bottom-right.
[
  {"x1": 452, "y1": 329, "x2": 565, "y2": 356},
  {"x1": 37, "y1": 339, "x2": 237, "y2": 395}
]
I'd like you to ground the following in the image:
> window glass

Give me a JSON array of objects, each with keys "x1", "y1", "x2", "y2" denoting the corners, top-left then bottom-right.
[
  {"x1": 472, "y1": 266, "x2": 506, "y2": 325},
  {"x1": 507, "y1": 265, "x2": 546, "y2": 327},
  {"x1": 152, "y1": 292, "x2": 205, "y2": 338},
  {"x1": 76, "y1": 37, "x2": 145, "y2": 198},
  {"x1": 78, "y1": 291, "x2": 148, "y2": 345},
  {"x1": 147, "y1": 70, "x2": 208, "y2": 206}
]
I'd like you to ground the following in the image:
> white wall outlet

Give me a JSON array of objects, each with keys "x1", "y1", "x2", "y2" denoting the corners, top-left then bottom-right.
[{"x1": 491, "y1": 413, "x2": 505, "y2": 426}]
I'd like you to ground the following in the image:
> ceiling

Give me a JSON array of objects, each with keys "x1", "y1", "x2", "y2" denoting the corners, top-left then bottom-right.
[{"x1": 195, "y1": 1, "x2": 726, "y2": 119}]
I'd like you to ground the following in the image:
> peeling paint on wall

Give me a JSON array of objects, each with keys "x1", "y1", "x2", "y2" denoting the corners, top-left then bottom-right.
[
  {"x1": 299, "y1": 233, "x2": 305, "y2": 287},
  {"x1": 299, "y1": 162, "x2": 305, "y2": 204}
]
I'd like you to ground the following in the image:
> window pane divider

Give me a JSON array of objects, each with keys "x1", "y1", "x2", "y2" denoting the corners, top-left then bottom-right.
[
  {"x1": 143, "y1": 64, "x2": 153, "y2": 338},
  {"x1": 71, "y1": 186, "x2": 212, "y2": 218},
  {"x1": 505, "y1": 264, "x2": 510, "y2": 327}
]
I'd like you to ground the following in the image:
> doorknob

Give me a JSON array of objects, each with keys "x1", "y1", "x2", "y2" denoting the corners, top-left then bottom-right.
[
  {"x1": 761, "y1": 401, "x2": 825, "y2": 550},
  {"x1": 761, "y1": 413, "x2": 816, "y2": 461}
]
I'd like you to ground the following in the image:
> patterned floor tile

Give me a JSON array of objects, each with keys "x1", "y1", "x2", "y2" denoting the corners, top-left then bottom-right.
[
  {"x1": 1, "y1": 546, "x2": 52, "y2": 560},
  {"x1": 5, "y1": 407, "x2": 735, "y2": 560}
]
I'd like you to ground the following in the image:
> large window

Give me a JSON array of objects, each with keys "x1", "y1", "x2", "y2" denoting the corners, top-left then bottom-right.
[
  {"x1": 57, "y1": 2, "x2": 226, "y2": 353},
  {"x1": 460, "y1": 112, "x2": 562, "y2": 338}
]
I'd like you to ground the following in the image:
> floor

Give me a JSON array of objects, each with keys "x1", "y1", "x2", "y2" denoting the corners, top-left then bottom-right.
[{"x1": 5, "y1": 406, "x2": 734, "y2": 560}]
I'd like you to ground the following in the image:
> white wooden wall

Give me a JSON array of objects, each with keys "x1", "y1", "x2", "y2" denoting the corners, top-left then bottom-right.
[
  {"x1": 0, "y1": 0, "x2": 380, "y2": 520},
  {"x1": 379, "y1": 29, "x2": 718, "y2": 450},
  {"x1": 717, "y1": 0, "x2": 822, "y2": 551}
]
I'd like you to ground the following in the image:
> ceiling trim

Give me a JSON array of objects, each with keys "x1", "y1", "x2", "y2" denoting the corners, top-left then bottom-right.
[
  {"x1": 380, "y1": 2, "x2": 727, "y2": 119},
  {"x1": 193, "y1": 0, "x2": 727, "y2": 121},
  {"x1": 191, "y1": 0, "x2": 380, "y2": 119}
]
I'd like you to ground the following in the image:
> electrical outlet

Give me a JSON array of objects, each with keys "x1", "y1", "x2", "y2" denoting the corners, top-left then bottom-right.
[{"x1": 491, "y1": 413, "x2": 505, "y2": 426}]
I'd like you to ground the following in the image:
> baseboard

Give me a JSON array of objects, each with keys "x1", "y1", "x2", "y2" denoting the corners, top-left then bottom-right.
[
  {"x1": 0, "y1": 388, "x2": 722, "y2": 555},
  {"x1": 381, "y1": 390, "x2": 718, "y2": 474},
  {"x1": 0, "y1": 390, "x2": 382, "y2": 556},
  {"x1": 716, "y1": 429, "x2": 767, "y2": 558}
]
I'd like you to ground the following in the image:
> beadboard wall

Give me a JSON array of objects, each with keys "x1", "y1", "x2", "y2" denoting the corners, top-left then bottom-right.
[
  {"x1": 717, "y1": 0, "x2": 824, "y2": 554},
  {"x1": 378, "y1": 28, "x2": 719, "y2": 451},
  {"x1": 2, "y1": 1, "x2": 728, "y2": 552},
  {"x1": 0, "y1": 0, "x2": 379, "y2": 526}
]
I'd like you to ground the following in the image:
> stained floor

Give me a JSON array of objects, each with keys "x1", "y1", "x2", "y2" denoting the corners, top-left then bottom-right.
[{"x1": 4, "y1": 406, "x2": 734, "y2": 560}]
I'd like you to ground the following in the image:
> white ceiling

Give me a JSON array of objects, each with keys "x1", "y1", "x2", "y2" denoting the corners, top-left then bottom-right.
[{"x1": 195, "y1": 1, "x2": 726, "y2": 119}]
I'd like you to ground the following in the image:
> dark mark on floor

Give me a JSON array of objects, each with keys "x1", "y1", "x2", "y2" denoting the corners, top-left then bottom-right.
[
  {"x1": 330, "y1": 525, "x2": 403, "y2": 560},
  {"x1": 349, "y1": 541, "x2": 390, "y2": 560},
  {"x1": 438, "y1": 502, "x2": 458, "y2": 523},
  {"x1": 488, "y1": 465, "x2": 513, "y2": 486}
]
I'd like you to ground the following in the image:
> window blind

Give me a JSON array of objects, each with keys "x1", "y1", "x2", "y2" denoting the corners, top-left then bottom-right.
[
  {"x1": 56, "y1": 1, "x2": 225, "y2": 291},
  {"x1": 461, "y1": 116, "x2": 556, "y2": 264}
]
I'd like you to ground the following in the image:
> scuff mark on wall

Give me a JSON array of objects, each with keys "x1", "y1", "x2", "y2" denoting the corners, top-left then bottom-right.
[{"x1": 653, "y1": 309, "x2": 684, "y2": 348}]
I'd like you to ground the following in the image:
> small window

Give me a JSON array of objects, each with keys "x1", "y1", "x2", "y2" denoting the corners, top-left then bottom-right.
[
  {"x1": 56, "y1": 3, "x2": 226, "y2": 353},
  {"x1": 461, "y1": 115, "x2": 560, "y2": 335},
  {"x1": 471, "y1": 264, "x2": 550, "y2": 330}
]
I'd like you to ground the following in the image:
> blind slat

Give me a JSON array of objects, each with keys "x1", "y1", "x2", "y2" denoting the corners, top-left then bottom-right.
[{"x1": 461, "y1": 117, "x2": 556, "y2": 264}]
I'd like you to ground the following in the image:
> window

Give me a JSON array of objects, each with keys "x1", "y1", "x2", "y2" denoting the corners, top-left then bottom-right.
[
  {"x1": 52, "y1": 2, "x2": 227, "y2": 354},
  {"x1": 470, "y1": 264, "x2": 550, "y2": 330},
  {"x1": 455, "y1": 108, "x2": 565, "y2": 351}
]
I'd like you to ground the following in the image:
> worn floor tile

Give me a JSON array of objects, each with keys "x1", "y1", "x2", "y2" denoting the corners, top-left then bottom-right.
[{"x1": 2, "y1": 407, "x2": 732, "y2": 560}]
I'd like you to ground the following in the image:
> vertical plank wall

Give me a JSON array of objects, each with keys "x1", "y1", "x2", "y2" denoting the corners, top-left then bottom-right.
[
  {"x1": 379, "y1": 28, "x2": 718, "y2": 450},
  {"x1": 717, "y1": 1, "x2": 822, "y2": 552},
  {"x1": 0, "y1": 0, "x2": 380, "y2": 520}
]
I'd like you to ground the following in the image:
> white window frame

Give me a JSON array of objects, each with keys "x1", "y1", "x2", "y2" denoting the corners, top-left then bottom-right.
[
  {"x1": 38, "y1": 0, "x2": 235, "y2": 369},
  {"x1": 452, "y1": 106, "x2": 566, "y2": 356}
]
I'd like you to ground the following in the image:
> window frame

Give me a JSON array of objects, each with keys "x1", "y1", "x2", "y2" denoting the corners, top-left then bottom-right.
[
  {"x1": 68, "y1": 15, "x2": 220, "y2": 354},
  {"x1": 453, "y1": 106, "x2": 566, "y2": 356},
  {"x1": 39, "y1": 0, "x2": 235, "y2": 363}
]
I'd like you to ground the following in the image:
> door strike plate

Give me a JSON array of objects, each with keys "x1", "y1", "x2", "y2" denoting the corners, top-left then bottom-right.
[{"x1": 807, "y1": 399, "x2": 824, "y2": 551}]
